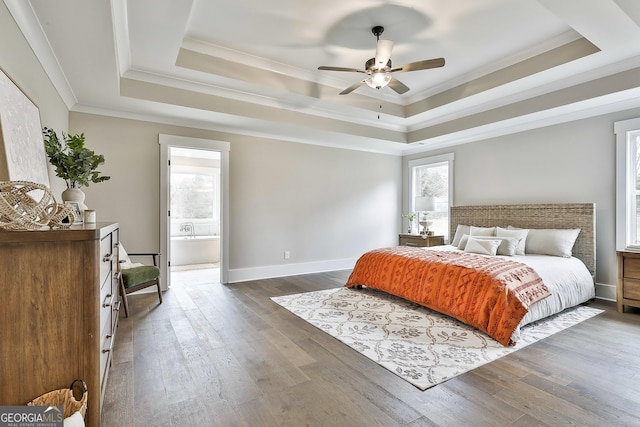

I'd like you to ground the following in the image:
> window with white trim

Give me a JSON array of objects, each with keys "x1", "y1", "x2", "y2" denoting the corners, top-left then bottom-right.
[
  {"x1": 615, "y1": 118, "x2": 640, "y2": 250},
  {"x1": 408, "y1": 153, "x2": 454, "y2": 241}
]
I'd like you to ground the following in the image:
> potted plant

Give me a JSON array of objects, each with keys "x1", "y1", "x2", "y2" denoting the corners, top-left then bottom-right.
[
  {"x1": 43, "y1": 127, "x2": 110, "y2": 209},
  {"x1": 402, "y1": 212, "x2": 417, "y2": 234}
]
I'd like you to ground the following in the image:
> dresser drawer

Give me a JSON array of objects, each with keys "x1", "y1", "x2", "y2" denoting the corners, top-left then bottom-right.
[
  {"x1": 617, "y1": 251, "x2": 640, "y2": 312},
  {"x1": 399, "y1": 234, "x2": 444, "y2": 247},
  {"x1": 623, "y1": 256, "x2": 640, "y2": 279},
  {"x1": 100, "y1": 234, "x2": 114, "y2": 285},
  {"x1": 99, "y1": 323, "x2": 114, "y2": 391},
  {"x1": 623, "y1": 278, "x2": 640, "y2": 300},
  {"x1": 100, "y1": 284, "x2": 114, "y2": 341}
]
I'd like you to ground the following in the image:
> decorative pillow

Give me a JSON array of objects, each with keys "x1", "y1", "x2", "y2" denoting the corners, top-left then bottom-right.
[
  {"x1": 119, "y1": 243, "x2": 143, "y2": 269},
  {"x1": 469, "y1": 225, "x2": 496, "y2": 236},
  {"x1": 451, "y1": 224, "x2": 470, "y2": 246},
  {"x1": 508, "y1": 226, "x2": 580, "y2": 257},
  {"x1": 496, "y1": 226, "x2": 528, "y2": 255},
  {"x1": 464, "y1": 236, "x2": 501, "y2": 256},
  {"x1": 457, "y1": 234, "x2": 470, "y2": 250},
  {"x1": 473, "y1": 236, "x2": 519, "y2": 256}
]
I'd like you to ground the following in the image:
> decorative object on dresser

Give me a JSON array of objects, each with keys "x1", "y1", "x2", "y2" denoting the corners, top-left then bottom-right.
[
  {"x1": 42, "y1": 127, "x2": 110, "y2": 210},
  {"x1": 0, "y1": 180, "x2": 77, "y2": 230},
  {"x1": 399, "y1": 233, "x2": 444, "y2": 247},
  {"x1": 617, "y1": 251, "x2": 640, "y2": 312},
  {"x1": 414, "y1": 195, "x2": 435, "y2": 235},
  {"x1": 0, "y1": 223, "x2": 120, "y2": 427}
]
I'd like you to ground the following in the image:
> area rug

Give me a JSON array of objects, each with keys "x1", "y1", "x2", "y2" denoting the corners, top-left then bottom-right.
[{"x1": 271, "y1": 287, "x2": 603, "y2": 390}]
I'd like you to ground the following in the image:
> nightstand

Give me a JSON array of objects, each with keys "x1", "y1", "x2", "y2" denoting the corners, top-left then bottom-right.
[
  {"x1": 399, "y1": 234, "x2": 444, "y2": 247},
  {"x1": 617, "y1": 251, "x2": 640, "y2": 312}
]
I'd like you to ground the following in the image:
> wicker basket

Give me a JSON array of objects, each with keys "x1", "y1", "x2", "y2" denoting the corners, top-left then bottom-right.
[{"x1": 27, "y1": 379, "x2": 87, "y2": 419}]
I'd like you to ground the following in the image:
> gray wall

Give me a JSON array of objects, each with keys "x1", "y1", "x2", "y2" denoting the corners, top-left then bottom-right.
[
  {"x1": 70, "y1": 112, "x2": 402, "y2": 279},
  {"x1": 404, "y1": 110, "x2": 640, "y2": 299}
]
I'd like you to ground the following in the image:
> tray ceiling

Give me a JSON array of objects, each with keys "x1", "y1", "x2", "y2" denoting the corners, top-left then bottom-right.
[{"x1": 6, "y1": 0, "x2": 640, "y2": 154}]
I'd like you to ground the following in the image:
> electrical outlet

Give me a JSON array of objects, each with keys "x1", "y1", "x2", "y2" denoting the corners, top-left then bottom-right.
[{"x1": 284, "y1": 250, "x2": 290, "y2": 260}]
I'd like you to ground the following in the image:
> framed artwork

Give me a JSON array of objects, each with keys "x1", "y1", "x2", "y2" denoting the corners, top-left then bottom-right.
[
  {"x1": 67, "y1": 202, "x2": 83, "y2": 224},
  {"x1": 0, "y1": 67, "x2": 50, "y2": 188}
]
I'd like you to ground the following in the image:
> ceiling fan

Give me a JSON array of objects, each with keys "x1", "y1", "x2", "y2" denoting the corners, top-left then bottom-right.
[{"x1": 318, "y1": 26, "x2": 445, "y2": 95}]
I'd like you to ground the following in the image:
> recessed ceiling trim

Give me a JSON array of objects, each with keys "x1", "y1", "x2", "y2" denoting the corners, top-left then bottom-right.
[
  {"x1": 4, "y1": 0, "x2": 77, "y2": 108},
  {"x1": 408, "y1": 66, "x2": 640, "y2": 143},
  {"x1": 120, "y1": 77, "x2": 408, "y2": 143},
  {"x1": 405, "y1": 37, "x2": 600, "y2": 118}
]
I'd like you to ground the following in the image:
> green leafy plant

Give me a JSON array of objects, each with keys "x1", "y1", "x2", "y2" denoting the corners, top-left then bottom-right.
[
  {"x1": 43, "y1": 127, "x2": 110, "y2": 188},
  {"x1": 402, "y1": 212, "x2": 416, "y2": 222}
]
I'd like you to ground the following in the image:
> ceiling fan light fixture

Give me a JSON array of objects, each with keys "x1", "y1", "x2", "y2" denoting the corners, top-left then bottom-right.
[{"x1": 365, "y1": 71, "x2": 392, "y2": 90}]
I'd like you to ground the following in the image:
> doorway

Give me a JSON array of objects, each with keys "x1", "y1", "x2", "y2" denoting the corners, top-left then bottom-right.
[
  {"x1": 159, "y1": 135, "x2": 230, "y2": 289},
  {"x1": 169, "y1": 147, "x2": 221, "y2": 285}
]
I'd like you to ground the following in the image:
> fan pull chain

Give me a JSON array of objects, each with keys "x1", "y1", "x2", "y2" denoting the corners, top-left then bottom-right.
[{"x1": 378, "y1": 104, "x2": 382, "y2": 120}]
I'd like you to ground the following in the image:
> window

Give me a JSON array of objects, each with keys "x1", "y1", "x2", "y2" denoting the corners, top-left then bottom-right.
[
  {"x1": 408, "y1": 153, "x2": 454, "y2": 240},
  {"x1": 170, "y1": 147, "x2": 221, "y2": 238},
  {"x1": 616, "y1": 118, "x2": 640, "y2": 250}
]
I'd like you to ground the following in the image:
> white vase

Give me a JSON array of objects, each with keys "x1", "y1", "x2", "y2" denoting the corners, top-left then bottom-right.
[{"x1": 61, "y1": 188, "x2": 88, "y2": 210}]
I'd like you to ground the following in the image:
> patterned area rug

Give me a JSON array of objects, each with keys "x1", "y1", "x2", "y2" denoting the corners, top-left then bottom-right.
[{"x1": 271, "y1": 287, "x2": 603, "y2": 390}]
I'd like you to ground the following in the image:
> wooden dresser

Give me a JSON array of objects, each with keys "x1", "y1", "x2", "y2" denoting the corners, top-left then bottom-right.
[
  {"x1": 0, "y1": 222, "x2": 120, "y2": 426},
  {"x1": 399, "y1": 234, "x2": 445, "y2": 247},
  {"x1": 617, "y1": 250, "x2": 640, "y2": 312}
]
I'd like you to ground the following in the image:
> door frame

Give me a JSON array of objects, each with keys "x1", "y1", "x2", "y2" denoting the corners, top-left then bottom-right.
[{"x1": 159, "y1": 134, "x2": 230, "y2": 287}]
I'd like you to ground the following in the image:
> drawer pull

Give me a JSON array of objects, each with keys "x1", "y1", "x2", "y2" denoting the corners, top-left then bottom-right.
[
  {"x1": 102, "y1": 253, "x2": 113, "y2": 263},
  {"x1": 113, "y1": 300, "x2": 121, "y2": 312},
  {"x1": 102, "y1": 294, "x2": 113, "y2": 308},
  {"x1": 102, "y1": 335, "x2": 114, "y2": 354},
  {"x1": 404, "y1": 242, "x2": 418, "y2": 246}
]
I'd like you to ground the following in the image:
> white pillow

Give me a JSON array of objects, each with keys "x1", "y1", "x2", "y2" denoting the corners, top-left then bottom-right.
[
  {"x1": 469, "y1": 226, "x2": 496, "y2": 236},
  {"x1": 496, "y1": 226, "x2": 528, "y2": 255},
  {"x1": 64, "y1": 412, "x2": 85, "y2": 427},
  {"x1": 524, "y1": 228, "x2": 581, "y2": 257},
  {"x1": 457, "y1": 234, "x2": 470, "y2": 250},
  {"x1": 119, "y1": 243, "x2": 144, "y2": 269},
  {"x1": 451, "y1": 224, "x2": 470, "y2": 246},
  {"x1": 464, "y1": 236, "x2": 501, "y2": 256},
  {"x1": 508, "y1": 226, "x2": 580, "y2": 257},
  {"x1": 473, "y1": 236, "x2": 519, "y2": 256}
]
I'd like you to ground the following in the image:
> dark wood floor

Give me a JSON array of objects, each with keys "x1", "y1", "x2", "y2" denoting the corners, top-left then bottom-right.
[{"x1": 102, "y1": 270, "x2": 640, "y2": 427}]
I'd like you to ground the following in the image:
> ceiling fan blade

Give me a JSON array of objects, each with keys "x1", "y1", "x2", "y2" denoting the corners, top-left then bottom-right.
[
  {"x1": 374, "y1": 40, "x2": 394, "y2": 69},
  {"x1": 388, "y1": 77, "x2": 410, "y2": 94},
  {"x1": 390, "y1": 58, "x2": 445, "y2": 73},
  {"x1": 318, "y1": 66, "x2": 366, "y2": 73},
  {"x1": 339, "y1": 80, "x2": 365, "y2": 95}
]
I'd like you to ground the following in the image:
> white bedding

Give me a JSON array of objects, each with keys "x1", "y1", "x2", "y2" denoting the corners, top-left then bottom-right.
[{"x1": 427, "y1": 245, "x2": 595, "y2": 341}]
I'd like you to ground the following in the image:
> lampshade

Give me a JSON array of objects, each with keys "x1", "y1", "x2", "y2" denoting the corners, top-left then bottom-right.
[
  {"x1": 414, "y1": 196, "x2": 436, "y2": 211},
  {"x1": 365, "y1": 71, "x2": 392, "y2": 90}
]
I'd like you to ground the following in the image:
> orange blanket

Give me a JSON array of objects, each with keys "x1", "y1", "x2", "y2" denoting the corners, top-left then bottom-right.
[{"x1": 345, "y1": 247, "x2": 551, "y2": 346}]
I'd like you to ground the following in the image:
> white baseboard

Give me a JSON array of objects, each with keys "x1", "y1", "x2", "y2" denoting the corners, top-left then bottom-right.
[
  {"x1": 595, "y1": 282, "x2": 617, "y2": 301},
  {"x1": 228, "y1": 257, "x2": 358, "y2": 283}
]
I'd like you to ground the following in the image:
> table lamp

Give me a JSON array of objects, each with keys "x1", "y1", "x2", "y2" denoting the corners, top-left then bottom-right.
[{"x1": 414, "y1": 196, "x2": 436, "y2": 235}]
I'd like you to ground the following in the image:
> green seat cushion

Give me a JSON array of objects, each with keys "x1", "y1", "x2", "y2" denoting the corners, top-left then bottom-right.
[{"x1": 121, "y1": 265, "x2": 160, "y2": 288}]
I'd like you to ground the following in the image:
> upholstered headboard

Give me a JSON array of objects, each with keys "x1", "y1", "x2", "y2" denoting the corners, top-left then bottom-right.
[{"x1": 449, "y1": 203, "x2": 596, "y2": 280}]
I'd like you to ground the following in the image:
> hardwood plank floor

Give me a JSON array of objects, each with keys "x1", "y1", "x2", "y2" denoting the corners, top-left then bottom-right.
[{"x1": 102, "y1": 270, "x2": 640, "y2": 427}]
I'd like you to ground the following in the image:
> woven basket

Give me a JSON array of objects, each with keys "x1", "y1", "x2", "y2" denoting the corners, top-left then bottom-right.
[{"x1": 27, "y1": 379, "x2": 87, "y2": 419}]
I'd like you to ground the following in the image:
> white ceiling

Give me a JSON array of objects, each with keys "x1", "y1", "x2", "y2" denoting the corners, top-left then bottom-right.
[{"x1": 6, "y1": 0, "x2": 640, "y2": 155}]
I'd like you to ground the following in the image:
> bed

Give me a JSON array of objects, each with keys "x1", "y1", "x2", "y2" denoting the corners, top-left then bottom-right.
[{"x1": 345, "y1": 203, "x2": 596, "y2": 346}]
